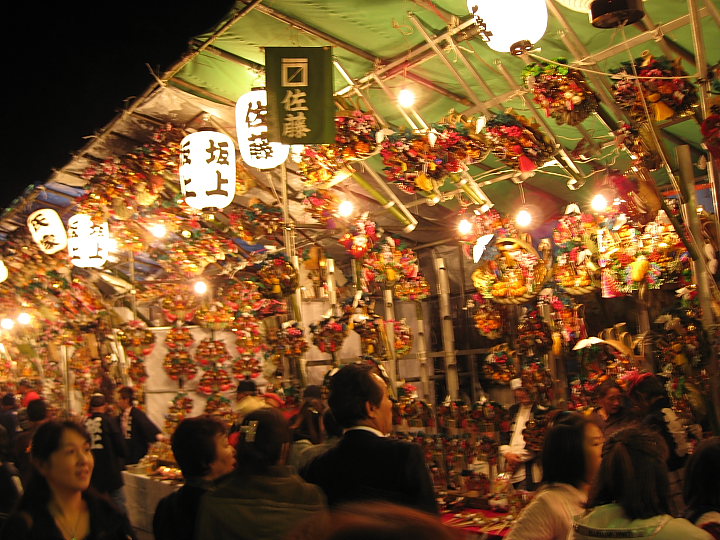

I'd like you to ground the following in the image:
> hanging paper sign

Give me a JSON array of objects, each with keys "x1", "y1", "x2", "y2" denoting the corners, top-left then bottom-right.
[
  {"x1": 179, "y1": 131, "x2": 236, "y2": 209},
  {"x1": 236, "y1": 89, "x2": 289, "y2": 169},
  {"x1": 26, "y1": 209, "x2": 68, "y2": 254},
  {"x1": 0, "y1": 260, "x2": 7, "y2": 283},
  {"x1": 67, "y1": 214, "x2": 110, "y2": 268},
  {"x1": 265, "y1": 47, "x2": 336, "y2": 144}
]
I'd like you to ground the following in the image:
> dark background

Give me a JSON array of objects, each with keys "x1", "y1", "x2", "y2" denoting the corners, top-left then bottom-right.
[{"x1": 3, "y1": 1, "x2": 235, "y2": 211}]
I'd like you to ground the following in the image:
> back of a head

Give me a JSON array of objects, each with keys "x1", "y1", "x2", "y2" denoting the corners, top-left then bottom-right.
[
  {"x1": 328, "y1": 363, "x2": 383, "y2": 429},
  {"x1": 27, "y1": 399, "x2": 48, "y2": 422},
  {"x1": 288, "y1": 501, "x2": 459, "y2": 540},
  {"x1": 236, "y1": 408, "x2": 291, "y2": 474},
  {"x1": 1, "y1": 393, "x2": 16, "y2": 408},
  {"x1": 683, "y1": 436, "x2": 720, "y2": 513},
  {"x1": 588, "y1": 426, "x2": 670, "y2": 520},
  {"x1": 628, "y1": 374, "x2": 666, "y2": 401},
  {"x1": 118, "y1": 386, "x2": 135, "y2": 402},
  {"x1": 171, "y1": 415, "x2": 226, "y2": 479},
  {"x1": 542, "y1": 412, "x2": 593, "y2": 487}
]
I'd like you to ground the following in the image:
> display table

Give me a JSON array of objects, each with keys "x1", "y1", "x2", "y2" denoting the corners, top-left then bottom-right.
[
  {"x1": 122, "y1": 471, "x2": 180, "y2": 534},
  {"x1": 442, "y1": 508, "x2": 513, "y2": 539}
]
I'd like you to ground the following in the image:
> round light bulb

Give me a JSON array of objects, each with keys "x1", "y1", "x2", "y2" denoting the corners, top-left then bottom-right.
[
  {"x1": 337, "y1": 200, "x2": 355, "y2": 218},
  {"x1": 150, "y1": 224, "x2": 167, "y2": 239},
  {"x1": 458, "y1": 218, "x2": 473, "y2": 235},
  {"x1": 591, "y1": 193, "x2": 609, "y2": 212},
  {"x1": 516, "y1": 208, "x2": 533, "y2": 228},
  {"x1": 1, "y1": 318, "x2": 15, "y2": 330},
  {"x1": 17, "y1": 312, "x2": 32, "y2": 325},
  {"x1": 397, "y1": 88, "x2": 416, "y2": 108},
  {"x1": 194, "y1": 281, "x2": 208, "y2": 295}
]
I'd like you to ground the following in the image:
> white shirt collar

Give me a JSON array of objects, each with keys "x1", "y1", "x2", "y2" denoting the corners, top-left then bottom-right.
[{"x1": 344, "y1": 425, "x2": 387, "y2": 438}]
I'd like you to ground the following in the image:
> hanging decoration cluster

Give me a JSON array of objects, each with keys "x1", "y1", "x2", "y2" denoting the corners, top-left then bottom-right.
[{"x1": 485, "y1": 112, "x2": 555, "y2": 172}]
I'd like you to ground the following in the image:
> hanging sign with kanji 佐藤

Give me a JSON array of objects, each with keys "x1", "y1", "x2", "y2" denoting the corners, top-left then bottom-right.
[
  {"x1": 265, "y1": 46, "x2": 336, "y2": 145},
  {"x1": 179, "y1": 131, "x2": 237, "y2": 210},
  {"x1": 26, "y1": 209, "x2": 68, "y2": 254},
  {"x1": 236, "y1": 89, "x2": 290, "y2": 170},
  {"x1": 67, "y1": 213, "x2": 110, "y2": 268}
]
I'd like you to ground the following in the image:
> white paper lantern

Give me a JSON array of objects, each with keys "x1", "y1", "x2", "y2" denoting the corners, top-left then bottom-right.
[
  {"x1": 179, "y1": 131, "x2": 237, "y2": 210},
  {"x1": 26, "y1": 209, "x2": 68, "y2": 254},
  {"x1": 236, "y1": 89, "x2": 289, "y2": 170},
  {"x1": 0, "y1": 260, "x2": 7, "y2": 283},
  {"x1": 467, "y1": 0, "x2": 548, "y2": 53},
  {"x1": 67, "y1": 214, "x2": 110, "y2": 268}
]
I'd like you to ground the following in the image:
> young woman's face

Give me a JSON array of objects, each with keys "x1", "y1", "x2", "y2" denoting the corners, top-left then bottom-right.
[
  {"x1": 584, "y1": 423, "x2": 604, "y2": 483},
  {"x1": 38, "y1": 428, "x2": 94, "y2": 494},
  {"x1": 209, "y1": 433, "x2": 236, "y2": 480}
]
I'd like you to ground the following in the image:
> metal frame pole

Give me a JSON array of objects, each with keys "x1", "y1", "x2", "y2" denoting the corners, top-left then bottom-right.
[{"x1": 435, "y1": 257, "x2": 460, "y2": 399}]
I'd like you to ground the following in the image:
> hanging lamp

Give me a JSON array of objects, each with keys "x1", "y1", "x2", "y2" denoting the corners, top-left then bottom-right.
[{"x1": 467, "y1": 0, "x2": 548, "y2": 54}]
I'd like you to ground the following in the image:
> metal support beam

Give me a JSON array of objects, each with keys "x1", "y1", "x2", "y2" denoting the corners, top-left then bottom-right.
[
  {"x1": 435, "y1": 257, "x2": 460, "y2": 399},
  {"x1": 384, "y1": 288, "x2": 398, "y2": 388}
]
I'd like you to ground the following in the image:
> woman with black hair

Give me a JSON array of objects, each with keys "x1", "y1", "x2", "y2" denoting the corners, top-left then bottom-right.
[
  {"x1": 195, "y1": 408, "x2": 325, "y2": 540},
  {"x1": 507, "y1": 413, "x2": 604, "y2": 540},
  {"x1": 684, "y1": 436, "x2": 720, "y2": 539},
  {"x1": 0, "y1": 419, "x2": 135, "y2": 540},
  {"x1": 572, "y1": 426, "x2": 711, "y2": 540}
]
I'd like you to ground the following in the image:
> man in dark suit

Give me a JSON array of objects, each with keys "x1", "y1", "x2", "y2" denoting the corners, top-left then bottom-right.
[
  {"x1": 300, "y1": 363, "x2": 438, "y2": 514},
  {"x1": 117, "y1": 386, "x2": 164, "y2": 465}
]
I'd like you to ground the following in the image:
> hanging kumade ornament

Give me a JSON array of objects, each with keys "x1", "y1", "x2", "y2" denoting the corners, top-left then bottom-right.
[
  {"x1": 610, "y1": 55, "x2": 698, "y2": 122},
  {"x1": 391, "y1": 319, "x2": 413, "y2": 357},
  {"x1": 394, "y1": 276, "x2": 431, "y2": 301},
  {"x1": 310, "y1": 316, "x2": 348, "y2": 353},
  {"x1": 195, "y1": 338, "x2": 232, "y2": 367},
  {"x1": 339, "y1": 214, "x2": 379, "y2": 258},
  {"x1": 257, "y1": 253, "x2": 299, "y2": 298},
  {"x1": 472, "y1": 294, "x2": 504, "y2": 339},
  {"x1": 522, "y1": 59, "x2": 599, "y2": 126},
  {"x1": 203, "y1": 394, "x2": 234, "y2": 427},
  {"x1": 553, "y1": 210, "x2": 601, "y2": 294},
  {"x1": 485, "y1": 111, "x2": 555, "y2": 172},
  {"x1": 163, "y1": 350, "x2": 198, "y2": 381},
  {"x1": 165, "y1": 392, "x2": 194, "y2": 435},
  {"x1": 613, "y1": 123, "x2": 663, "y2": 171},
  {"x1": 229, "y1": 200, "x2": 283, "y2": 243},
  {"x1": 302, "y1": 189, "x2": 343, "y2": 228},
  {"x1": 197, "y1": 365, "x2": 233, "y2": 395},
  {"x1": 196, "y1": 302, "x2": 236, "y2": 331}
]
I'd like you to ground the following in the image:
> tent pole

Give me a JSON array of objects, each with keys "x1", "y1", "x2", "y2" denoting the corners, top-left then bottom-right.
[
  {"x1": 678, "y1": 145, "x2": 720, "y2": 433},
  {"x1": 357, "y1": 166, "x2": 418, "y2": 231},
  {"x1": 333, "y1": 60, "x2": 389, "y2": 128},
  {"x1": 384, "y1": 289, "x2": 399, "y2": 390},
  {"x1": 435, "y1": 257, "x2": 460, "y2": 400},
  {"x1": 414, "y1": 301, "x2": 431, "y2": 402},
  {"x1": 688, "y1": 0, "x2": 720, "y2": 248},
  {"x1": 372, "y1": 75, "x2": 419, "y2": 131}
]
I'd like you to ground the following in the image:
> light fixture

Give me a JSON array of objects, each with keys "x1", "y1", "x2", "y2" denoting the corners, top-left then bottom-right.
[
  {"x1": 236, "y1": 89, "x2": 290, "y2": 170},
  {"x1": 467, "y1": 0, "x2": 548, "y2": 53},
  {"x1": 179, "y1": 131, "x2": 237, "y2": 210},
  {"x1": 591, "y1": 193, "x2": 610, "y2": 212},
  {"x1": 515, "y1": 207, "x2": 534, "y2": 229},
  {"x1": 150, "y1": 224, "x2": 167, "y2": 239},
  {"x1": 0, "y1": 260, "x2": 7, "y2": 284},
  {"x1": 17, "y1": 312, "x2": 32, "y2": 325},
  {"x1": 555, "y1": 0, "x2": 592, "y2": 12},
  {"x1": 397, "y1": 89, "x2": 416, "y2": 109},
  {"x1": 194, "y1": 280, "x2": 208, "y2": 295},
  {"x1": 67, "y1": 214, "x2": 110, "y2": 268},
  {"x1": 26, "y1": 209, "x2": 68, "y2": 255},
  {"x1": 1, "y1": 318, "x2": 14, "y2": 330},
  {"x1": 427, "y1": 195, "x2": 441, "y2": 206},
  {"x1": 337, "y1": 200, "x2": 355, "y2": 218},
  {"x1": 590, "y1": 0, "x2": 644, "y2": 28},
  {"x1": 458, "y1": 218, "x2": 473, "y2": 236}
]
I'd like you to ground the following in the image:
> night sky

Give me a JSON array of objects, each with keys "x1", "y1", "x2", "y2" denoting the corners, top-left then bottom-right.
[{"x1": 3, "y1": 1, "x2": 235, "y2": 211}]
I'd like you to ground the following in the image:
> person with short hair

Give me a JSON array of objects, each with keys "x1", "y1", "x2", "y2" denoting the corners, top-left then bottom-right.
[
  {"x1": 300, "y1": 363, "x2": 437, "y2": 514},
  {"x1": 196, "y1": 408, "x2": 325, "y2": 540},
  {"x1": 13, "y1": 398, "x2": 49, "y2": 486},
  {"x1": 0, "y1": 420, "x2": 135, "y2": 540},
  {"x1": 233, "y1": 378, "x2": 267, "y2": 426},
  {"x1": 683, "y1": 436, "x2": 720, "y2": 539},
  {"x1": 84, "y1": 393, "x2": 126, "y2": 512},
  {"x1": 116, "y1": 386, "x2": 163, "y2": 465},
  {"x1": 507, "y1": 413, "x2": 604, "y2": 540},
  {"x1": 572, "y1": 426, "x2": 712, "y2": 540},
  {"x1": 153, "y1": 415, "x2": 235, "y2": 540},
  {"x1": 499, "y1": 378, "x2": 548, "y2": 490},
  {"x1": 588, "y1": 380, "x2": 631, "y2": 437},
  {"x1": 17, "y1": 380, "x2": 41, "y2": 409}
]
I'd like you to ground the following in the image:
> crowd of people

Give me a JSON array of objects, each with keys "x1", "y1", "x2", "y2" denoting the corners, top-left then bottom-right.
[{"x1": 0, "y1": 366, "x2": 717, "y2": 540}]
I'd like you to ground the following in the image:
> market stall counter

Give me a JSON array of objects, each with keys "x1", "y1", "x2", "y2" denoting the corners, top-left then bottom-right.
[
  {"x1": 122, "y1": 469, "x2": 180, "y2": 535},
  {"x1": 443, "y1": 509, "x2": 514, "y2": 538}
]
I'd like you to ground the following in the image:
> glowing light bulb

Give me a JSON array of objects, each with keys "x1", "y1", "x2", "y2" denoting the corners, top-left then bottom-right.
[
  {"x1": 591, "y1": 193, "x2": 610, "y2": 212},
  {"x1": 337, "y1": 200, "x2": 355, "y2": 218},
  {"x1": 150, "y1": 224, "x2": 167, "y2": 238},
  {"x1": 516, "y1": 208, "x2": 533, "y2": 228},
  {"x1": 194, "y1": 281, "x2": 208, "y2": 295},
  {"x1": 458, "y1": 218, "x2": 473, "y2": 235},
  {"x1": 397, "y1": 88, "x2": 416, "y2": 108},
  {"x1": 17, "y1": 313, "x2": 32, "y2": 325},
  {"x1": 1, "y1": 318, "x2": 15, "y2": 330}
]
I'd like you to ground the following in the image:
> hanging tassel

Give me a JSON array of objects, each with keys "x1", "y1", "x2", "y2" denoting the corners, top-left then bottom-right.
[{"x1": 518, "y1": 154, "x2": 537, "y2": 172}]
